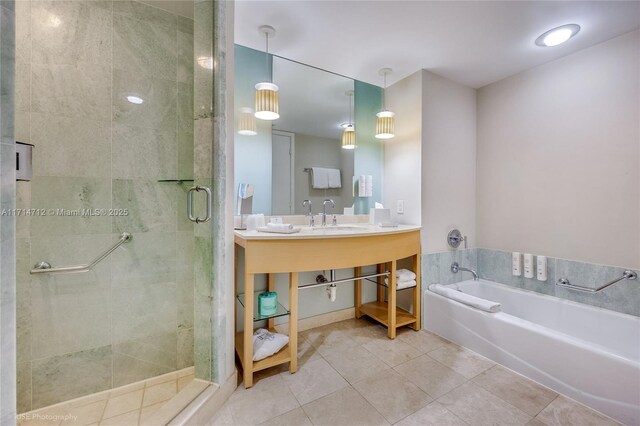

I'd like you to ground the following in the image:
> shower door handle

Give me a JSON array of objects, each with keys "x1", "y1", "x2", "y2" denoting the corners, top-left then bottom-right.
[{"x1": 187, "y1": 185, "x2": 212, "y2": 223}]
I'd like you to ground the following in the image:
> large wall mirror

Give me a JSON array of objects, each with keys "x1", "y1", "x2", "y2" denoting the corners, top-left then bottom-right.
[{"x1": 234, "y1": 45, "x2": 383, "y2": 216}]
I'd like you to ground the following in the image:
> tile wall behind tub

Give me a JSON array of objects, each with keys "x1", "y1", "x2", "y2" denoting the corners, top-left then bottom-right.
[
  {"x1": 422, "y1": 248, "x2": 639, "y2": 317},
  {"x1": 15, "y1": 0, "x2": 195, "y2": 412}
]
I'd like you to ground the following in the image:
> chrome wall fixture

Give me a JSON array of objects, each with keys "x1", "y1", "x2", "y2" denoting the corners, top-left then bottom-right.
[
  {"x1": 451, "y1": 262, "x2": 479, "y2": 281},
  {"x1": 447, "y1": 229, "x2": 467, "y2": 249},
  {"x1": 31, "y1": 232, "x2": 132, "y2": 275},
  {"x1": 556, "y1": 270, "x2": 637, "y2": 293},
  {"x1": 187, "y1": 185, "x2": 212, "y2": 223}
]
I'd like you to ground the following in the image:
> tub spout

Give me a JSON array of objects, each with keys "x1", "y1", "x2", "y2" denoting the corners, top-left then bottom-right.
[{"x1": 451, "y1": 262, "x2": 479, "y2": 281}]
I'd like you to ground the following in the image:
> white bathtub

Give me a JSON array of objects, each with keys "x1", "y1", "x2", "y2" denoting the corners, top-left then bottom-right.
[{"x1": 423, "y1": 279, "x2": 640, "y2": 425}]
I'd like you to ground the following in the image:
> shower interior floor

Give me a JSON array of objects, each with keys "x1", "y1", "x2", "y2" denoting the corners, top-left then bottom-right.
[{"x1": 17, "y1": 367, "x2": 195, "y2": 426}]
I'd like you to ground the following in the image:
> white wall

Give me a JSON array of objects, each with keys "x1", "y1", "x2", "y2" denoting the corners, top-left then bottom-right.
[
  {"x1": 477, "y1": 30, "x2": 640, "y2": 269},
  {"x1": 421, "y1": 70, "x2": 477, "y2": 253},
  {"x1": 384, "y1": 71, "x2": 422, "y2": 226}
]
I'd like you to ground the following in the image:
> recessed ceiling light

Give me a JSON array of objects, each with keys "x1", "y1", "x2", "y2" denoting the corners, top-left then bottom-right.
[
  {"x1": 535, "y1": 24, "x2": 580, "y2": 47},
  {"x1": 126, "y1": 95, "x2": 144, "y2": 105}
]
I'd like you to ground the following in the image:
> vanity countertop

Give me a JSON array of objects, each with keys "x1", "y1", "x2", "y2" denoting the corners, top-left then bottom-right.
[{"x1": 235, "y1": 224, "x2": 421, "y2": 240}]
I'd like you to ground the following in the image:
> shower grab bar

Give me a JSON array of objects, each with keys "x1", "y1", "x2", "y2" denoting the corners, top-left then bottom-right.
[
  {"x1": 556, "y1": 270, "x2": 637, "y2": 293},
  {"x1": 30, "y1": 232, "x2": 132, "y2": 275}
]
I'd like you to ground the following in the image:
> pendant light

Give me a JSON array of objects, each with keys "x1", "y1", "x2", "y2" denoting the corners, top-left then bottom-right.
[
  {"x1": 254, "y1": 25, "x2": 279, "y2": 121},
  {"x1": 342, "y1": 90, "x2": 356, "y2": 149},
  {"x1": 375, "y1": 68, "x2": 395, "y2": 140},
  {"x1": 237, "y1": 107, "x2": 257, "y2": 135}
]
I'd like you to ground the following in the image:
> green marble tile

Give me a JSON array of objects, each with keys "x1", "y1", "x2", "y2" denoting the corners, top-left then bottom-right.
[
  {"x1": 15, "y1": 182, "x2": 29, "y2": 239},
  {"x1": 31, "y1": 112, "x2": 111, "y2": 178},
  {"x1": 177, "y1": 328, "x2": 194, "y2": 369},
  {"x1": 14, "y1": 0, "x2": 28, "y2": 61},
  {"x1": 112, "y1": 351, "x2": 173, "y2": 388},
  {"x1": 16, "y1": 238, "x2": 31, "y2": 363},
  {"x1": 15, "y1": 57, "x2": 28, "y2": 112},
  {"x1": 112, "y1": 330, "x2": 177, "y2": 371},
  {"x1": 113, "y1": 12, "x2": 176, "y2": 80},
  {"x1": 178, "y1": 16, "x2": 193, "y2": 35},
  {"x1": 111, "y1": 280, "x2": 176, "y2": 345},
  {"x1": 112, "y1": 68, "x2": 176, "y2": 131},
  {"x1": 29, "y1": 234, "x2": 111, "y2": 359},
  {"x1": 193, "y1": 119, "x2": 212, "y2": 180},
  {"x1": 17, "y1": 361, "x2": 31, "y2": 414},
  {"x1": 110, "y1": 231, "x2": 176, "y2": 287},
  {"x1": 31, "y1": 0, "x2": 112, "y2": 66},
  {"x1": 112, "y1": 179, "x2": 177, "y2": 234},
  {"x1": 31, "y1": 61, "x2": 111, "y2": 121},
  {"x1": 113, "y1": 0, "x2": 175, "y2": 26},
  {"x1": 112, "y1": 124, "x2": 177, "y2": 180},
  {"x1": 176, "y1": 182, "x2": 194, "y2": 232},
  {"x1": 31, "y1": 345, "x2": 112, "y2": 409},
  {"x1": 30, "y1": 176, "x2": 111, "y2": 236},
  {"x1": 178, "y1": 30, "x2": 193, "y2": 84},
  {"x1": 177, "y1": 231, "x2": 194, "y2": 330}
]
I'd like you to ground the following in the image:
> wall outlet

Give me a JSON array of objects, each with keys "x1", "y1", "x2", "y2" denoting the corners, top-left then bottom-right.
[{"x1": 396, "y1": 200, "x2": 404, "y2": 214}]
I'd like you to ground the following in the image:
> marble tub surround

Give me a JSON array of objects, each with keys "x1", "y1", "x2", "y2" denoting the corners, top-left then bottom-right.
[
  {"x1": 211, "y1": 319, "x2": 617, "y2": 426},
  {"x1": 17, "y1": 367, "x2": 195, "y2": 426},
  {"x1": 423, "y1": 248, "x2": 639, "y2": 316},
  {"x1": 0, "y1": 1, "x2": 16, "y2": 423},
  {"x1": 14, "y1": 0, "x2": 198, "y2": 413}
]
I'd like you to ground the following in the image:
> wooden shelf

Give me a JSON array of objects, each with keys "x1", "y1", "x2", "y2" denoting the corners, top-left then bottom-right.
[
  {"x1": 235, "y1": 331, "x2": 291, "y2": 372},
  {"x1": 360, "y1": 301, "x2": 417, "y2": 328}
]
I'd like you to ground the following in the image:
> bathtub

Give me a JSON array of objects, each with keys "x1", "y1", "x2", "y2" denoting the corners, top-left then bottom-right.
[{"x1": 423, "y1": 279, "x2": 640, "y2": 425}]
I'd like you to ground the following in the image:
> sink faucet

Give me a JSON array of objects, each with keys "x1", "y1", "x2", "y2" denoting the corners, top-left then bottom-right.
[
  {"x1": 302, "y1": 199, "x2": 314, "y2": 227},
  {"x1": 451, "y1": 262, "x2": 479, "y2": 281},
  {"x1": 322, "y1": 199, "x2": 335, "y2": 227}
]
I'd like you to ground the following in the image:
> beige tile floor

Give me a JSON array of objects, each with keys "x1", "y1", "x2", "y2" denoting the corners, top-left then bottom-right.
[
  {"x1": 211, "y1": 318, "x2": 621, "y2": 426},
  {"x1": 17, "y1": 367, "x2": 194, "y2": 426}
]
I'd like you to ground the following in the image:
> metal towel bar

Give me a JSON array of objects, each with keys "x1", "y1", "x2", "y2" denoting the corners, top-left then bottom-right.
[
  {"x1": 556, "y1": 270, "x2": 637, "y2": 293},
  {"x1": 31, "y1": 232, "x2": 132, "y2": 275}
]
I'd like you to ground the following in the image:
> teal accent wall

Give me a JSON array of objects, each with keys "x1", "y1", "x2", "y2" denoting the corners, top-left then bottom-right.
[
  {"x1": 234, "y1": 45, "x2": 273, "y2": 215},
  {"x1": 354, "y1": 80, "x2": 384, "y2": 214}
]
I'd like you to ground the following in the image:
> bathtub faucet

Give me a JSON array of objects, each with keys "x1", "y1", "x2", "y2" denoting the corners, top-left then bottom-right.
[{"x1": 451, "y1": 262, "x2": 479, "y2": 281}]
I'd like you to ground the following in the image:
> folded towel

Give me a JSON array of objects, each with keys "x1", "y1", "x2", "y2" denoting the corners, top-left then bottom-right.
[
  {"x1": 396, "y1": 269, "x2": 416, "y2": 282},
  {"x1": 311, "y1": 167, "x2": 329, "y2": 189},
  {"x1": 266, "y1": 223, "x2": 293, "y2": 231},
  {"x1": 385, "y1": 278, "x2": 417, "y2": 289},
  {"x1": 328, "y1": 168, "x2": 341, "y2": 188},
  {"x1": 429, "y1": 284, "x2": 501, "y2": 313}
]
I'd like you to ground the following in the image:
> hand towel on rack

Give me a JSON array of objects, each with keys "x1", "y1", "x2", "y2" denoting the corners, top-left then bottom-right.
[
  {"x1": 311, "y1": 167, "x2": 329, "y2": 189},
  {"x1": 429, "y1": 284, "x2": 501, "y2": 313},
  {"x1": 365, "y1": 175, "x2": 373, "y2": 197},
  {"x1": 327, "y1": 168, "x2": 342, "y2": 188}
]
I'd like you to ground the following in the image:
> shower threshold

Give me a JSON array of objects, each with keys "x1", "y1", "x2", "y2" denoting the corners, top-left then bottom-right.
[{"x1": 17, "y1": 367, "x2": 197, "y2": 426}]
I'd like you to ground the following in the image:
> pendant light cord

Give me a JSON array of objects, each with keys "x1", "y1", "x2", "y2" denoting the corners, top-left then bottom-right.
[
  {"x1": 349, "y1": 92, "x2": 353, "y2": 126},
  {"x1": 382, "y1": 71, "x2": 387, "y2": 111},
  {"x1": 265, "y1": 33, "x2": 270, "y2": 83}
]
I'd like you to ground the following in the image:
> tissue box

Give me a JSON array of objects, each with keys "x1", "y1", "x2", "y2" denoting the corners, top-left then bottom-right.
[
  {"x1": 369, "y1": 208, "x2": 391, "y2": 224},
  {"x1": 258, "y1": 291, "x2": 278, "y2": 317}
]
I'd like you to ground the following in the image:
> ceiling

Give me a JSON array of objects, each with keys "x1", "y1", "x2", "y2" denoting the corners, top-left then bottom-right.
[{"x1": 235, "y1": 1, "x2": 640, "y2": 88}]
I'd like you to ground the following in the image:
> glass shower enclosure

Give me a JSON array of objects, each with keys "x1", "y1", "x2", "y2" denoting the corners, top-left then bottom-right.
[{"x1": 9, "y1": 0, "x2": 220, "y2": 419}]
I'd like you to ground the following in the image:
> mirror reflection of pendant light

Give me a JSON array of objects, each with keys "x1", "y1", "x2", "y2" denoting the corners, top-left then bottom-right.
[
  {"x1": 375, "y1": 68, "x2": 395, "y2": 140},
  {"x1": 237, "y1": 107, "x2": 257, "y2": 135},
  {"x1": 342, "y1": 90, "x2": 356, "y2": 149},
  {"x1": 254, "y1": 25, "x2": 279, "y2": 121}
]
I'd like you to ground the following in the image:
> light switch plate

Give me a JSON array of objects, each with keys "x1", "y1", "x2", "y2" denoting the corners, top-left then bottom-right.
[{"x1": 397, "y1": 200, "x2": 404, "y2": 214}]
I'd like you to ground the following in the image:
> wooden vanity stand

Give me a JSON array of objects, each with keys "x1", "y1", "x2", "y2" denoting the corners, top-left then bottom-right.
[{"x1": 234, "y1": 227, "x2": 421, "y2": 388}]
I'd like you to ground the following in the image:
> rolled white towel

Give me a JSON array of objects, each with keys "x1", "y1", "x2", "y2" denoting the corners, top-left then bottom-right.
[
  {"x1": 396, "y1": 269, "x2": 416, "y2": 282},
  {"x1": 266, "y1": 223, "x2": 293, "y2": 231},
  {"x1": 429, "y1": 284, "x2": 501, "y2": 313}
]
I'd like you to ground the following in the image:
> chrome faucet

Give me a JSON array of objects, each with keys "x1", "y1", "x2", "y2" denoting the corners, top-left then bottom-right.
[
  {"x1": 321, "y1": 199, "x2": 335, "y2": 227},
  {"x1": 302, "y1": 199, "x2": 314, "y2": 227},
  {"x1": 451, "y1": 262, "x2": 479, "y2": 281}
]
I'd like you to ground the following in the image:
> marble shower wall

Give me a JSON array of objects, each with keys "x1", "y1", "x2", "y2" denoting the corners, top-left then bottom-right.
[
  {"x1": 14, "y1": 0, "x2": 195, "y2": 412},
  {"x1": 0, "y1": 0, "x2": 17, "y2": 423},
  {"x1": 422, "y1": 248, "x2": 639, "y2": 317}
]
